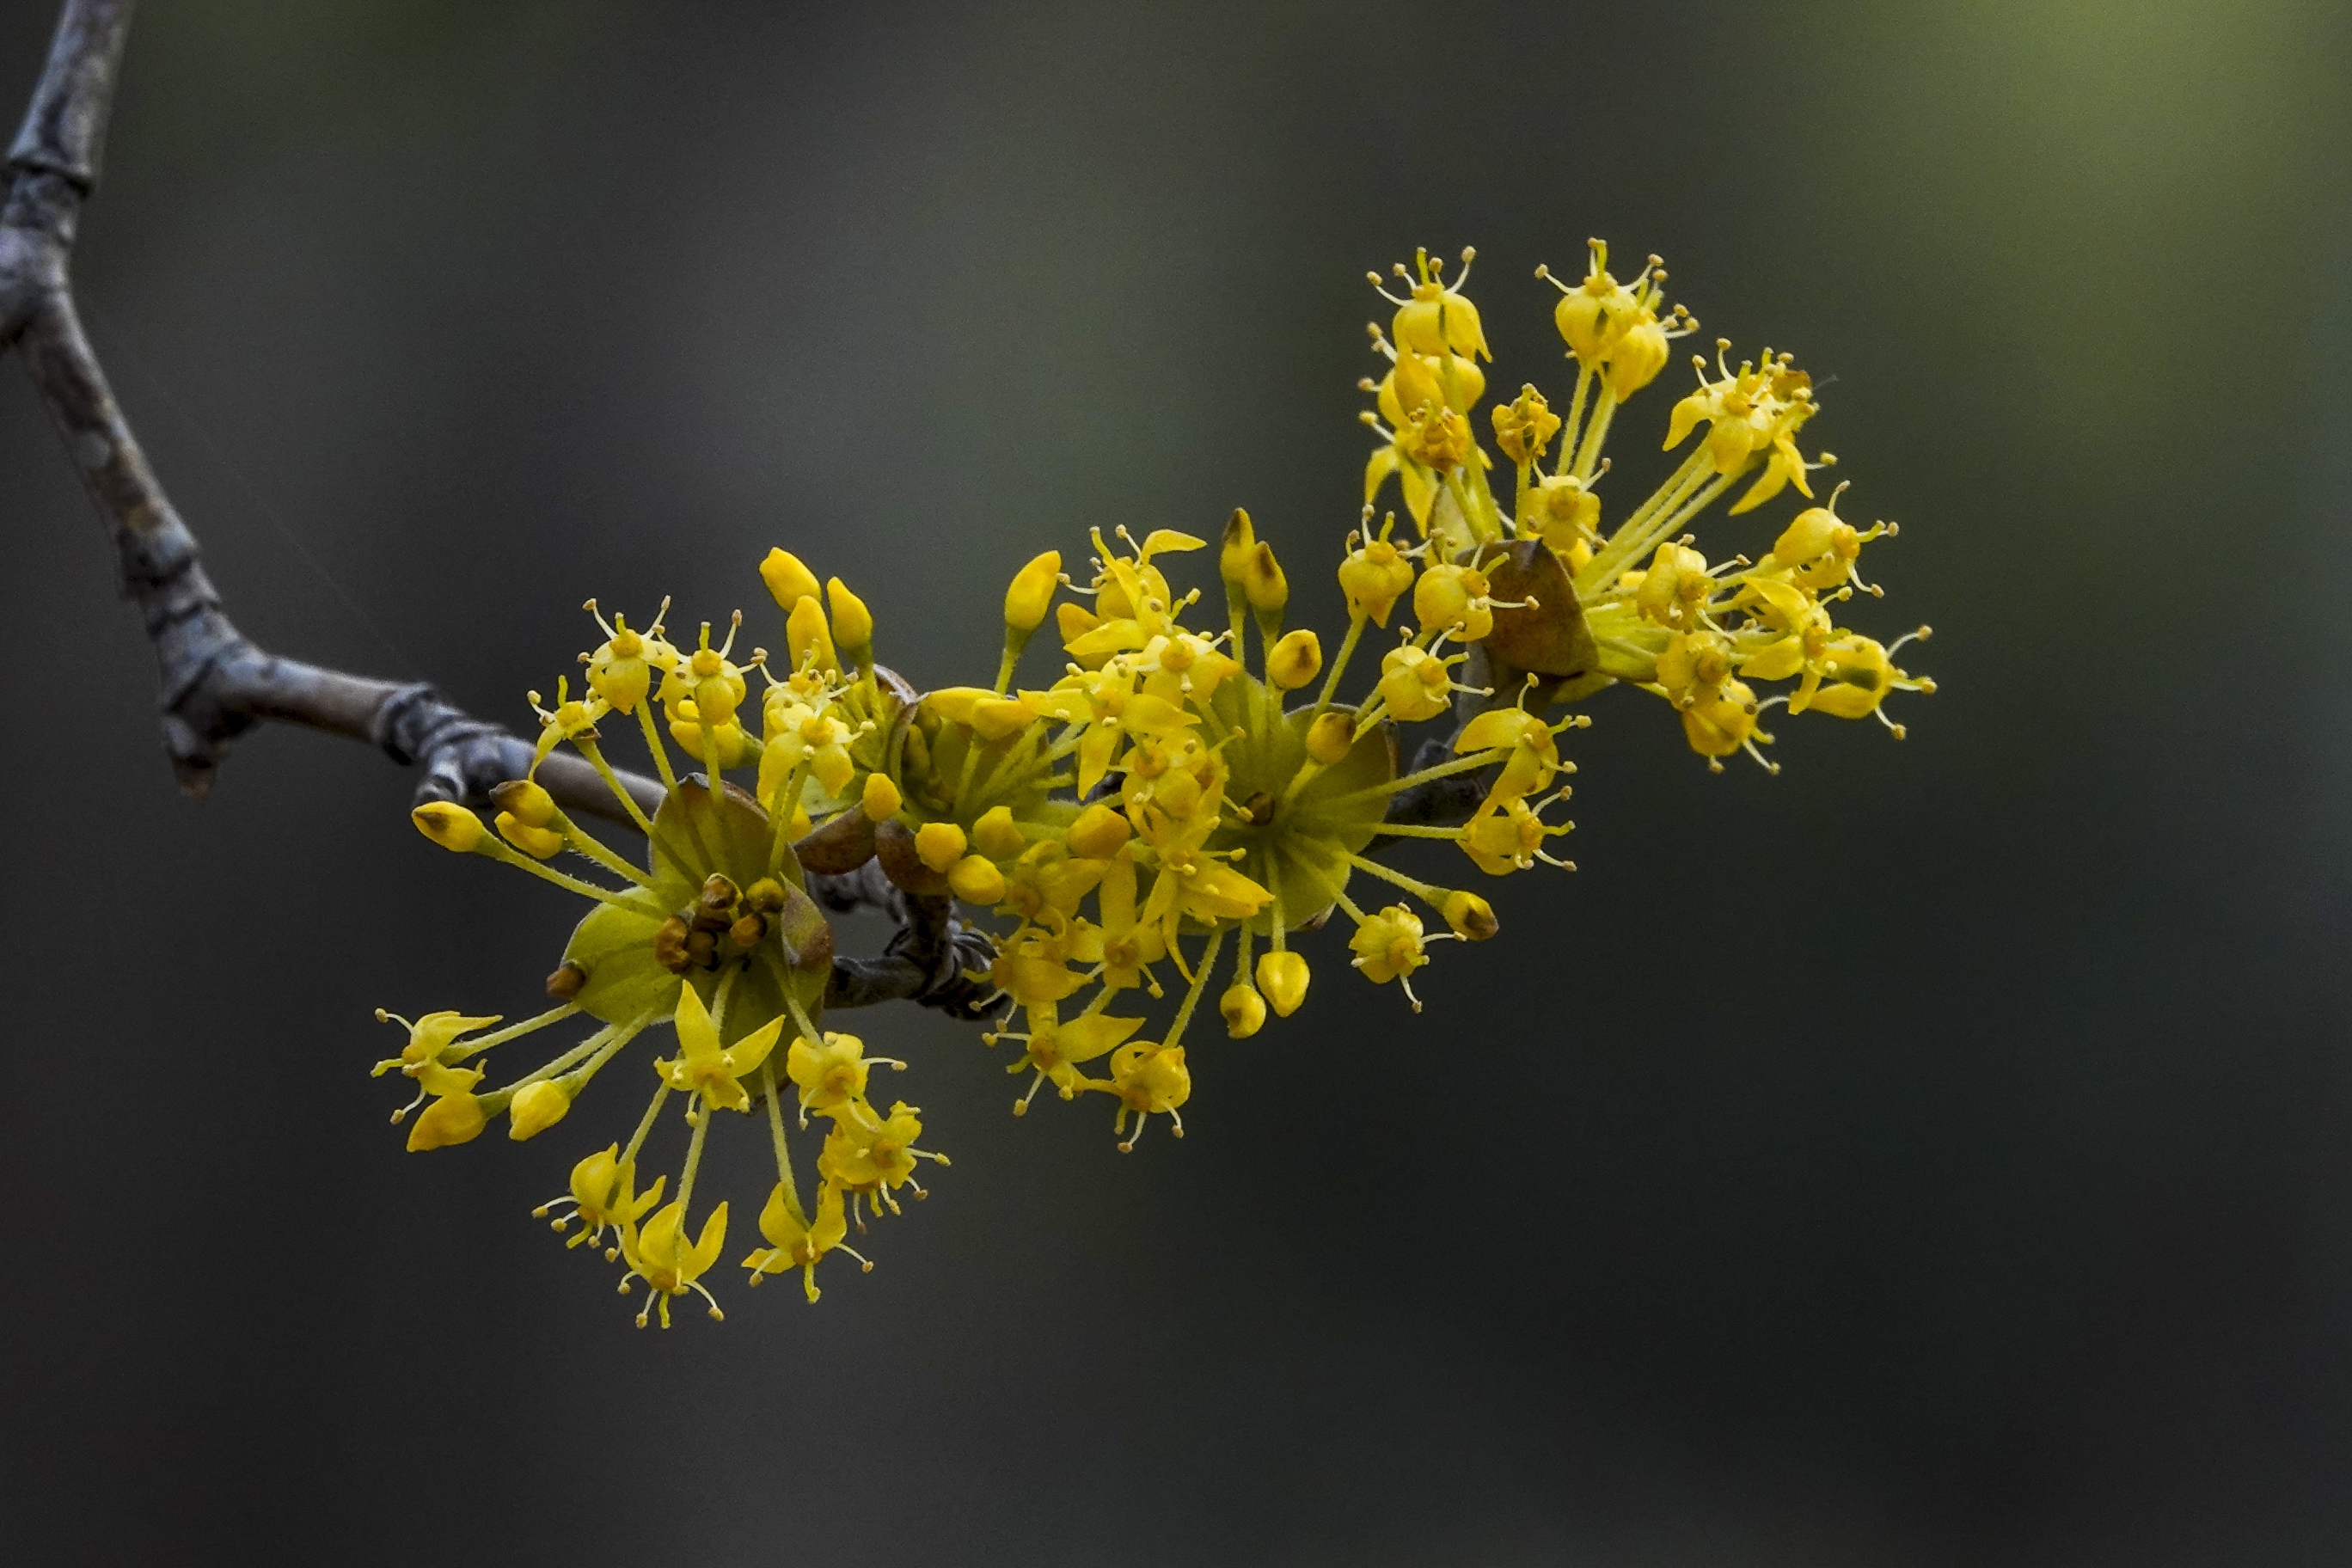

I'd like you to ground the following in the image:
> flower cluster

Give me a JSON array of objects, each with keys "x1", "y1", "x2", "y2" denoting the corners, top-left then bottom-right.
[{"x1": 373, "y1": 239, "x2": 1932, "y2": 1326}]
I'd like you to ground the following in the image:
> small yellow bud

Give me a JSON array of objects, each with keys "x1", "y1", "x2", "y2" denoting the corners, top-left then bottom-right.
[
  {"x1": 1265, "y1": 629, "x2": 1323, "y2": 691},
  {"x1": 1256, "y1": 951, "x2": 1310, "y2": 1017},
  {"x1": 759, "y1": 548, "x2": 822, "y2": 613},
  {"x1": 970, "y1": 696, "x2": 1037, "y2": 743},
  {"x1": 1068, "y1": 801, "x2": 1131, "y2": 860},
  {"x1": 406, "y1": 1092, "x2": 487, "y2": 1152},
  {"x1": 1305, "y1": 710, "x2": 1355, "y2": 764},
  {"x1": 488, "y1": 778, "x2": 556, "y2": 827},
  {"x1": 1605, "y1": 317, "x2": 1670, "y2": 398},
  {"x1": 1241, "y1": 542, "x2": 1288, "y2": 617},
  {"x1": 508, "y1": 1080, "x2": 572, "y2": 1141},
  {"x1": 1004, "y1": 550, "x2": 1063, "y2": 633},
  {"x1": 412, "y1": 801, "x2": 486, "y2": 853},
  {"x1": 1441, "y1": 890, "x2": 1499, "y2": 941},
  {"x1": 1220, "y1": 983, "x2": 1265, "y2": 1038},
  {"x1": 826, "y1": 578, "x2": 874, "y2": 655},
  {"x1": 915, "y1": 821, "x2": 968, "y2": 873},
  {"x1": 861, "y1": 772, "x2": 903, "y2": 822},
  {"x1": 948, "y1": 854, "x2": 1007, "y2": 905},
  {"x1": 971, "y1": 805, "x2": 1026, "y2": 861},
  {"x1": 1218, "y1": 509, "x2": 1258, "y2": 590},
  {"x1": 495, "y1": 810, "x2": 566, "y2": 861},
  {"x1": 786, "y1": 595, "x2": 836, "y2": 672}
]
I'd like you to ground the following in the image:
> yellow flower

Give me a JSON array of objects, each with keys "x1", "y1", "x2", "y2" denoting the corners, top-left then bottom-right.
[
  {"x1": 989, "y1": 918, "x2": 1104, "y2": 1009},
  {"x1": 1348, "y1": 904, "x2": 1434, "y2": 1009},
  {"x1": 535, "y1": 1143, "x2": 665, "y2": 1252},
  {"x1": 528, "y1": 677, "x2": 609, "y2": 775},
  {"x1": 996, "y1": 842, "x2": 1108, "y2": 934},
  {"x1": 743, "y1": 1181, "x2": 857, "y2": 1302},
  {"x1": 1377, "y1": 643, "x2": 1470, "y2": 723},
  {"x1": 1461, "y1": 796, "x2": 1575, "y2": 876},
  {"x1": 1412, "y1": 562, "x2": 1510, "y2": 643},
  {"x1": 818, "y1": 1099, "x2": 948, "y2": 1215},
  {"x1": 371, "y1": 1008, "x2": 500, "y2": 1081},
  {"x1": 654, "y1": 982, "x2": 785, "y2": 1114},
  {"x1": 785, "y1": 1030, "x2": 903, "y2": 1121},
  {"x1": 1093, "y1": 850, "x2": 1169, "y2": 998},
  {"x1": 1375, "y1": 245, "x2": 1490, "y2": 361},
  {"x1": 1001, "y1": 1008, "x2": 1144, "y2": 1111},
  {"x1": 581, "y1": 598, "x2": 676, "y2": 715},
  {"x1": 1338, "y1": 522, "x2": 1419, "y2": 628},
  {"x1": 1454, "y1": 706, "x2": 1568, "y2": 801},
  {"x1": 1490, "y1": 384, "x2": 1561, "y2": 466},
  {"x1": 1094, "y1": 1041, "x2": 1191, "y2": 1151},
  {"x1": 617, "y1": 1198, "x2": 730, "y2": 1327}
]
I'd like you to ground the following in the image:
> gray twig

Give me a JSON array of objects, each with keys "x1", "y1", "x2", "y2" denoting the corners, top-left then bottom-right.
[{"x1": 0, "y1": 0, "x2": 954, "y2": 1012}]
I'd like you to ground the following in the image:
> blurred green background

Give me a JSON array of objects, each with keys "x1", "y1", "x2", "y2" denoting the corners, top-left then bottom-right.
[{"x1": 3, "y1": 2, "x2": 2348, "y2": 1563}]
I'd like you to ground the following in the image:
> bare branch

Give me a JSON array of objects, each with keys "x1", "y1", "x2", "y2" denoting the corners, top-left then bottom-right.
[
  {"x1": 0, "y1": 0, "x2": 999, "y2": 1017},
  {"x1": 0, "y1": 0, "x2": 657, "y2": 830}
]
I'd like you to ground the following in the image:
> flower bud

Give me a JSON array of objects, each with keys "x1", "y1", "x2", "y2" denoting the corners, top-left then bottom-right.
[
  {"x1": 1441, "y1": 890, "x2": 1499, "y2": 941},
  {"x1": 1256, "y1": 951, "x2": 1310, "y2": 1017},
  {"x1": 971, "y1": 805, "x2": 1026, "y2": 861},
  {"x1": 861, "y1": 772, "x2": 903, "y2": 823},
  {"x1": 1068, "y1": 801, "x2": 1131, "y2": 860},
  {"x1": 1219, "y1": 509, "x2": 1258, "y2": 589},
  {"x1": 786, "y1": 597, "x2": 836, "y2": 673},
  {"x1": 1232, "y1": 542, "x2": 1287, "y2": 622},
  {"x1": 1220, "y1": 983, "x2": 1265, "y2": 1038},
  {"x1": 826, "y1": 578, "x2": 874, "y2": 657},
  {"x1": 1305, "y1": 710, "x2": 1355, "y2": 765},
  {"x1": 406, "y1": 1093, "x2": 487, "y2": 1152},
  {"x1": 915, "y1": 821, "x2": 968, "y2": 873},
  {"x1": 496, "y1": 811, "x2": 566, "y2": 861},
  {"x1": 970, "y1": 696, "x2": 1037, "y2": 743},
  {"x1": 489, "y1": 777, "x2": 558, "y2": 826},
  {"x1": 412, "y1": 801, "x2": 486, "y2": 853},
  {"x1": 948, "y1": 854, "x2": 1007, "y2": 906},
  {"x1": 1604, "y1": 317, "x2": 1669, "y2": 398},
  {"x1": 1265, "y1": 629, "x2": 1322, "y2": 691},
  {"x1": 759, "y1": 548, "x2": 822, "y2": 614},
  {"x1": 508, "y1": 1080, "x2": 572, "y2": 1141},
  {"x1": 1004, "y1": 551, "x2": 1063, "y2": 634}
]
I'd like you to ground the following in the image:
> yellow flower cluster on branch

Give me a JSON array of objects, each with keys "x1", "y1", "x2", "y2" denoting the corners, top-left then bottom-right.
[{"x1": 371, "y1": 239, "x2": 1934, "y2": 1326}]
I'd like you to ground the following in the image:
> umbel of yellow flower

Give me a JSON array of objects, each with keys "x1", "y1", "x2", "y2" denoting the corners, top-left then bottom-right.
[{"x1": 368, "y1": 233, "x2": 1933, "y2": 1328}]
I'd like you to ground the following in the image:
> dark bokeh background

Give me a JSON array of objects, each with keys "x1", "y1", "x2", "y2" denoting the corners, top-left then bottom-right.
[{"x1": 4, "y1": 2, "x2": 2349, "y2": 1563}]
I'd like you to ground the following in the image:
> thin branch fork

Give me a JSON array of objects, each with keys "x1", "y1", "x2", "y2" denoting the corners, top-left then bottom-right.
[{"x1": 0, "y1": 0, "x2": 996, "y2": 1011}]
